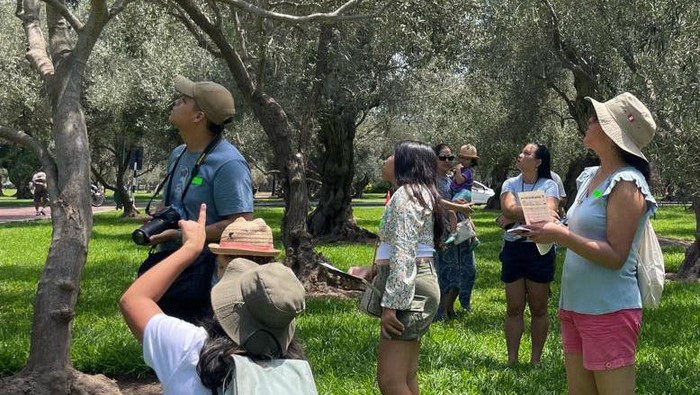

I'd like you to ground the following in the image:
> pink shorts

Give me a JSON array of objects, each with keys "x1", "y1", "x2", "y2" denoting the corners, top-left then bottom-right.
[{"x1": 558, "y1": 308, "x2": 642, "y2": 371}]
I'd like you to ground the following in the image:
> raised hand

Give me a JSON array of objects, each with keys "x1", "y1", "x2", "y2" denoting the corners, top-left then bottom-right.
[{"x1": 179, "y1": 203, "x2": 207, "y2": 253}]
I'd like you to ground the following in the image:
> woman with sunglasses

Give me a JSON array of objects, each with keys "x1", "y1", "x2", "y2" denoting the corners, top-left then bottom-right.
[
  {"x1": 497, "y1": 143, "x2": 559, "y2": 365},
  {"x1": 526, "y1": 93, "x2": 657, "y2": 394},
  {"x1": 433, "y1": 143, "x2": 476, "y2": 320}
]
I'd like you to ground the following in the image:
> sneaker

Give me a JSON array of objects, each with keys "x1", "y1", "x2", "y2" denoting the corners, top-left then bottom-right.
[
  {"x1": 35, "y1": 212, "x2": 41, "y2": 216},
  {"x1": 40, "y1": 210, "x2": 46, "y2": 216}
]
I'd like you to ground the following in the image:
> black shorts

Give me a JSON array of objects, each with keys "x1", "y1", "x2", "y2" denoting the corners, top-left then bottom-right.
[
  {"x1": 499, "y1": 240, "x2": 555, "y2": 283},
  {"x1": 33, "y1": 186, "x2": 48, "y2": 203}
]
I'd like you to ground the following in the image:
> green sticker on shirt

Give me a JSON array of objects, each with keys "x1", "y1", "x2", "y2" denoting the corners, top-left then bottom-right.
[
  {"x1": 192, "y1": 176, "x2": 203, "y2": 186},
  {"x1": 592, "y1": 189, "x2": 602, "y2": 198}
]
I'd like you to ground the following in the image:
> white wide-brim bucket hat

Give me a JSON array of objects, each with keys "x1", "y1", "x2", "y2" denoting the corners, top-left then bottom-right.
[{"x1": 585, "y1": 92, "x2": 656, "y2": 162}]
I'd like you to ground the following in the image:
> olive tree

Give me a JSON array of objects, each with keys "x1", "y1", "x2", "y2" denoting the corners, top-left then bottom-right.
[{"x1": 0, "y1": 0, "x2": 132, "y2": 393}]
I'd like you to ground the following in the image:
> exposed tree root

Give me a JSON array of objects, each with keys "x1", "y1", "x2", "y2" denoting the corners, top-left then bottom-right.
[{"x1": 0, "y1": 369, "x2": 121, "y2": 395}]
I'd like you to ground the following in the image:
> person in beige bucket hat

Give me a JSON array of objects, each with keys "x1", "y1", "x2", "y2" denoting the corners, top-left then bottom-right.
[
  {"x1": 585, "y1": 92, "x2": 656, "y2": 161},
  {"x1": 121, "y1": 204, "x2": 315, "y2": 395},
  {"x1": 522, "y1": 92, "x2": 658, "y2": 393}
]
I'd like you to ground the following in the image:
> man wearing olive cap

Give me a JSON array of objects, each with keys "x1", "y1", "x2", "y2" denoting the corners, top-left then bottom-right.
[
  {"x1": 150, "y1": 75, "x2": 253, "y2": 250},
  {"x1": 143, "y1": 76, "x2": 254, "y2": 323}
]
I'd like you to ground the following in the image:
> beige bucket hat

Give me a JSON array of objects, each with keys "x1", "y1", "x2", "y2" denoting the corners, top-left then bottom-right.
[
  {"x1": 174, "y1": 75, "x2": 235, "y2": 126},
  {"x1": 209, "y1": 218, "x2": 280, "y2": 257},
  {"x1": 585, "y1": 92, "x2": 656, "y2": 161},
  {"x1": 211, "y1": 258, "x2": 305, "y2": 356}
]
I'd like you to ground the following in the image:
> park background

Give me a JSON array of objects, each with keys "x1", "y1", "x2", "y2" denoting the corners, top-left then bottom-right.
[{"x1": 0, "y1": 0, "x2": 699, "y2": 394}]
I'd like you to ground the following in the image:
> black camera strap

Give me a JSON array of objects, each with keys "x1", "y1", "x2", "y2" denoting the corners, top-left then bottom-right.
[{"x1": 145, "y1": 134, "x2": 222, "y2": 216}]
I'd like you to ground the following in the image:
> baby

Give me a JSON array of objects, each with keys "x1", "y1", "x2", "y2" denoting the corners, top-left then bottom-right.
[{"x1": 446, "y1": 144, "x2": 481, "y2": 250}]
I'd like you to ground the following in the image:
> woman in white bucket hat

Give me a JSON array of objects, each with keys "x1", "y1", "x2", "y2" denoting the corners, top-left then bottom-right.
[
  {"x1": 121, "y1": 204, "x2": 316, "y2": 395},
  {"x1": 526, "y1": 92, "x2": 658, "y2": 394}
]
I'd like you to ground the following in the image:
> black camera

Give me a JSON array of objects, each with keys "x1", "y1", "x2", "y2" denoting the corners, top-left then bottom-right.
[{"x1": 132, "y1": 206, "x2": 181, "y2": 245}]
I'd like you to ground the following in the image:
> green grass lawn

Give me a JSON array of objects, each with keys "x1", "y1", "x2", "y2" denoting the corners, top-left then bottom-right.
[{"x1": 0, "y1": 206, "x2": 698, "y2": 394}]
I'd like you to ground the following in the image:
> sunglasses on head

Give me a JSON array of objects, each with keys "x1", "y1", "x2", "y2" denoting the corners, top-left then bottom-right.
[{"x1": 438, "y1": 155, "x2": 455, "y2": 161}]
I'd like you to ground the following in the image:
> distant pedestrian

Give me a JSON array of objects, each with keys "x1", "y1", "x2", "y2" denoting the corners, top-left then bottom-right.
[{"x1": 31, "y1": 171, "x2": 48, "y2": 216}]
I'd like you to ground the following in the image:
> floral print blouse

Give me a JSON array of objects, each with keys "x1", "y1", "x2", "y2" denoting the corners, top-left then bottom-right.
[{"x1": 377, "y1": 185, "x2": 435, "y2": 310}]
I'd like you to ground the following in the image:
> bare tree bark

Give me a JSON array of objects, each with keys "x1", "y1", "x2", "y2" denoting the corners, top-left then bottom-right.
[{"x1": 0, "y1": 1, "x2": 129, "y2": 393}]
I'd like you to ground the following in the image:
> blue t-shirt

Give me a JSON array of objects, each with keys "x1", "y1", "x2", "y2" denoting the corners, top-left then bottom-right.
[
  {"x1": 500, "y1": 175, "x2": 559, "y2": 242},
  {"x1": 165, "y1": 139, "x2": 253, "y2": 225},
  {"x1": 559, "y1": 166, "x2": 657, "y2": 315}
]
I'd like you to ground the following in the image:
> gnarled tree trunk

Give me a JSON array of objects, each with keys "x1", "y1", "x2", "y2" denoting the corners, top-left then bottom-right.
[
  {"x1": 308, "y1": 108, "x2": 376, "y2": 242},
  {"x1": 674, "y1": 196, "x2": 700, "y2": 281}
]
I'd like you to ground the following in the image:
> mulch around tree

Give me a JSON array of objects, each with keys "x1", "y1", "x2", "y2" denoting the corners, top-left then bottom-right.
[{"x1": 112, "y1": 374, "x2": 162, "y2": 395}]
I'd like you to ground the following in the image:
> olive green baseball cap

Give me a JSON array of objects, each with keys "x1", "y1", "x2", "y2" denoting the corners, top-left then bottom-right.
[{"x1": 174, "y1": 75, "x2": 235, "y2": 126}]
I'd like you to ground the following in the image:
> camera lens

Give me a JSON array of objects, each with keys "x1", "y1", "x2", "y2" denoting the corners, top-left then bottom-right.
[
  {"x1": 132, "y1": 206, "x2": 181, "y2": 245},
  {"x1": 132, "y1": 229, "x2": 150, "y2": 245},
  {"x1": 132, "y1": 218, "x2": 170, "y2": 245}
]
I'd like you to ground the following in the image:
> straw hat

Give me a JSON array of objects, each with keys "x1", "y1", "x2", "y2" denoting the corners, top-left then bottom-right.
[
  {"x1": 209, "y1": 218, "x2": 280, "y2": 257},
  {"x1": 459, "y1": 144, "x2": 479, "y2": 159},
  {"x1": 211, "y1": 258, "x2": 305, "y2": 356},
  {"x1": 585, "y1": 92, "x2": 656, "y2": 161}
]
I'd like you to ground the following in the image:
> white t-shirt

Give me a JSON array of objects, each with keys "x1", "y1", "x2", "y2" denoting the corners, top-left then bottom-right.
[
  {"x1": 550, "y1": 171, "x2": 566, "y2": 199},
  {"x1": 143, "y1": 314, "x2": 209, "y2": 395}
]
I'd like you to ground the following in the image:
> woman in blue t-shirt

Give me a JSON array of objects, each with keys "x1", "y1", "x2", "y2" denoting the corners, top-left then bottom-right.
[
  {"x1": 526, "y1": 93, "x2": 657, "y2": 395},
  {"x1": 497, "y1": 143, "x2": 560, "y2": 365}
]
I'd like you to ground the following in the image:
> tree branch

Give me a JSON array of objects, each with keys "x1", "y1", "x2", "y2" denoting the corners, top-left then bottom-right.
[
  {"x1": 173, "y1": 0, "x2": 256, "y2": 97},
  {"x1": 297, "y1": 24, "x2": 332, "y2": 155},
  {"x1": 206, "y1": 0, "x2": 223, "y2": 26},
  {"x1": 71, "y1": 0, "x2": 112, "y2": 68},
  {"x1": 43, "y1": 0, "x2": 84, "y2": 31},
  {"x1": 255, "y1": 4, "x2": 268, "y2": 89},
  {"x1": 232, "y1": 10, "x2": 251, "y2": 60},
  {"x1": 18, "y1": 0, "x2": 55, "y2": 78},
  {"x1": 540, "y1": 0, "x2": 596, "y2": 83},
  {"x1": 169, "y1": 5, "x2": 223, "y2": 58},
  {"x1": 0, "y1": 126, "x2": 57, "y2": 178},
  {"x1": 217, "y1": 0, "x2": 393, "y2": 24},
  {"x1": 269, "y1": 1, "x2": 322, "y2": 8}
]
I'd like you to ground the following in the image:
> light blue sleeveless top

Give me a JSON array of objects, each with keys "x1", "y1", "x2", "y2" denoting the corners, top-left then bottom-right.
[{"x1": 559, "y1": 166, "x2": 657, "y2": 314}]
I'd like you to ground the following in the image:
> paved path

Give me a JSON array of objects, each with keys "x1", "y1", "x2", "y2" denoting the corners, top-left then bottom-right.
[
  {"x1": 0, "y1": 205, "x2": 117, "y2": 224},
  {"x1": 0, "y1": 197, "x2": 385, "y2": 224}
]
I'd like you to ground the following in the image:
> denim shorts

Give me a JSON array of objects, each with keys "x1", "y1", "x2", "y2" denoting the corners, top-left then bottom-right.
[
  {"x1": 499, "y1": 240, "x2": 555, "y2": 283},
  {"x1": 391, "y1": 258, "x2": 440, "y2": 341}
]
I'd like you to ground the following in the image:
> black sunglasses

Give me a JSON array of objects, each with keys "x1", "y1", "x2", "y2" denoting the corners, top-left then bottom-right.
[{"x1": 438, "y1": 155, "x2": 455, "y2": 161}]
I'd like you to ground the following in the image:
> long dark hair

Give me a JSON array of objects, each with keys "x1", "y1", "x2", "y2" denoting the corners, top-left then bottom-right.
[
  {"x1": 196, "y1": 317, "x2": 306, "y2": 392},
  {"x1": 433, "y1": 143, "x2": 450, "y2": 157},
  {"x1": 619, "y1": 149, "x2": 651, "y2": 184},
  {"x1": 533, "y1": 143, "x2": 553, "y2": 180},
  {"x1": 394, "y1": 141, "x2": 445, "y2": 247}
]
